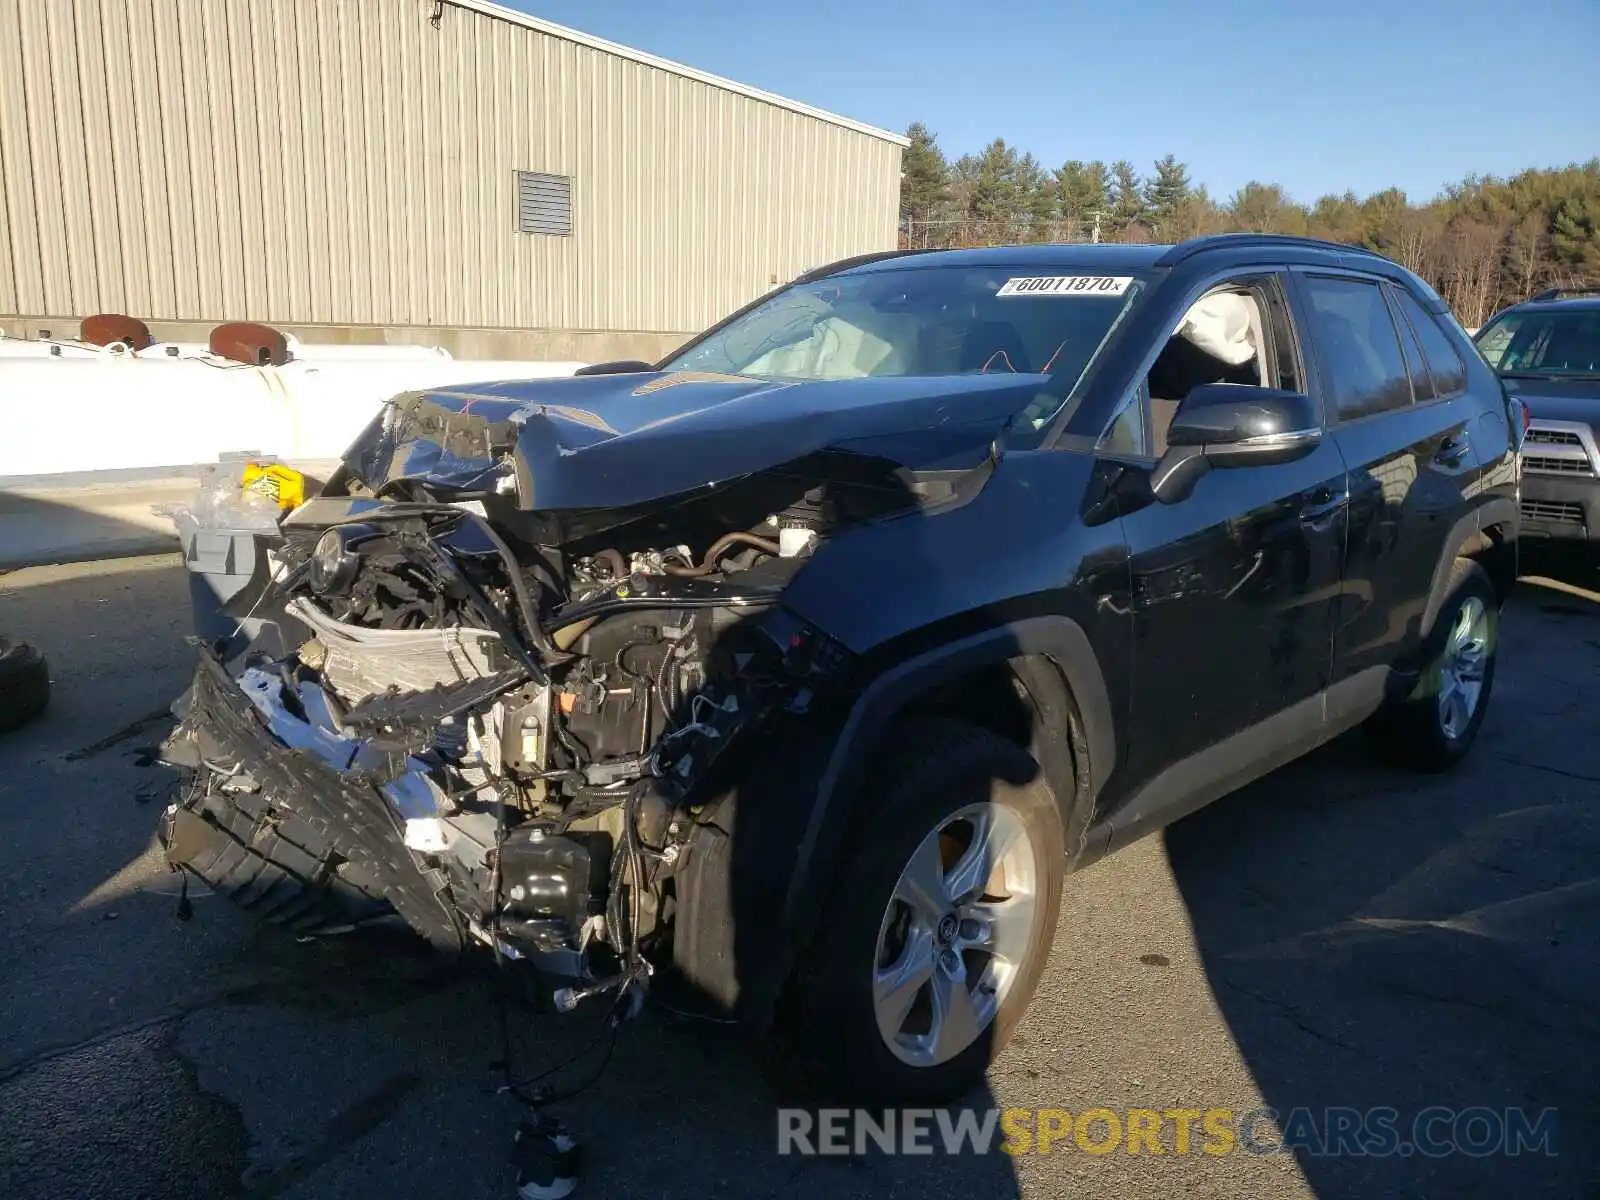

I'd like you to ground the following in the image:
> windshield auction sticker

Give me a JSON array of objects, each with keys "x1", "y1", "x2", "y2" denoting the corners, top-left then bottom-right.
[{"x1": 996, "y1": 275, "x2": 1133, "y2": 297}]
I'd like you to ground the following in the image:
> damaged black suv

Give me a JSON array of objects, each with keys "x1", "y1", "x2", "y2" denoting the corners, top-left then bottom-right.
[{"x1": 160, "y1": 235, "x2": 1519, "y2": 1103}]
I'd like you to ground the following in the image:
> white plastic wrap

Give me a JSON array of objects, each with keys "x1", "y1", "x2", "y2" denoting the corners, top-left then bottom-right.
[{"x1": 159, "y1": 458, "x2": 285, "y2": 549}]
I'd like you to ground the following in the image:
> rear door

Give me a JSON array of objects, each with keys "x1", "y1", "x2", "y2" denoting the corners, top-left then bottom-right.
[{"x1": 1293, "y1": 272, "x2": 1480, "y2": 702}]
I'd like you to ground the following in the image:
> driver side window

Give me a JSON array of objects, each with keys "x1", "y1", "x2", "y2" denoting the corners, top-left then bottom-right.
[{"x1": 1099, "y1": 273, "x2": 1303, "y2": 457}]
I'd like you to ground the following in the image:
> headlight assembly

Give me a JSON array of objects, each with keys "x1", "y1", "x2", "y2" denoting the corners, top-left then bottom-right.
[{"x1": 308, "y1": 524, "x2": 372, "y2": 594}]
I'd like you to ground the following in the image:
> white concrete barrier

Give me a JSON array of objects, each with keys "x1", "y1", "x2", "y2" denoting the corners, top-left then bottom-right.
[
  {"x1": 0, "y1": 344, "x2": 585, "y2": 478},
  {"x1": 0, "y1": 334, "x2": 587, "y2": 566},
  {"x1": 0, "y1": 463, "x2": 343, "y2": 570}
]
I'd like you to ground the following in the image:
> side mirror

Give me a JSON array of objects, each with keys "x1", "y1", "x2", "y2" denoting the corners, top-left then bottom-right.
[
  {"x1": 574, "y1": 359, "x2": 655, "y2": 376},
  {"x1": 1151, "y1": 384, "x2": 1321, "y2": 504}
]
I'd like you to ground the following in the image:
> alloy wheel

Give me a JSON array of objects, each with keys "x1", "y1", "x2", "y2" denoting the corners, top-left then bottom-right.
[
  {"x1": 1437, "y1": 596, "x2": 1490, "y2": 740},
  {"x1": 872, "y1": 802, "x2": 1041, "y2": 1067}
]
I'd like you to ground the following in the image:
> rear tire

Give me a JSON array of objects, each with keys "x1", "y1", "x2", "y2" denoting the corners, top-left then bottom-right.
[
  {"x1": 0, "y1": 637, "x2": 51, "y2": 734},
  {"x1": 777, "y1": 718, "x2": 1064, "y2": 1104},
  {"x1": 1366, "y1": 560, "x2": 1498, "y2": 772}
]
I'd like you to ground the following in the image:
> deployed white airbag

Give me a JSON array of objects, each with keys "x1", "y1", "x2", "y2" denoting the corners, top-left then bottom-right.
[
  {"x1": 1176, "y1": 292, "x2": 1260, "y2": 366},
  {"x1": 744, "y1": 317, "x2": 897, "y2": 379}
]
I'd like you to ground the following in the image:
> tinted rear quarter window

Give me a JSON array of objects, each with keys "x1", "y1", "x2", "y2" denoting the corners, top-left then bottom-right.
[
  {"x1": 1302, "y1": 276, "x2": 1414, "y2": 421},
  {"x1": 1392, "y1": 287, "x2": 1468, "y2": 394},
  {"x1": 1386, "y1": 287, "x2": 1437, "y2": 403}
]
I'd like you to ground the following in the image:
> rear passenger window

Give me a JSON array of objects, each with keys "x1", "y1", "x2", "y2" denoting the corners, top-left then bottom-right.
[
  {"x1": 1392, "y1": 287, "x2": 1468, "y2": 395},
  {"x1": 1302, "y1": 276, "x2": 1413, "y2": 421}
]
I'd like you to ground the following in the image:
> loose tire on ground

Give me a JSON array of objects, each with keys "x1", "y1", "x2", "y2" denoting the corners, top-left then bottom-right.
[
  {"x1": 0, "y1": 637, "x2": 51, "y2": 733},
  {"x1": 777, "y1": 717, "x2": 1065, "y2": 1104},
  {"x1": 1367, "y1": 559, "x2": 1499, "y2": 772}
]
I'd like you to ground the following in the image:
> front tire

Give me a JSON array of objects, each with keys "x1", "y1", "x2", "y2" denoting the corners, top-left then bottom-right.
[
  {"x1": 1367, "y1": 560, "x2": 1498, "y2": 771},
  {"x1": 780, "y1": 718, "x2": 1064, "y2": 1103}
]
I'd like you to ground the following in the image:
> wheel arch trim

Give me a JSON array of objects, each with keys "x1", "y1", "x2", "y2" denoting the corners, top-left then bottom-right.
[
  {"x1": 1420, "y1": 496, "x2": 1518, "y2": 642},
  {"x1": 781, "y1": 615, "x2": 1114, "y2": 926}
]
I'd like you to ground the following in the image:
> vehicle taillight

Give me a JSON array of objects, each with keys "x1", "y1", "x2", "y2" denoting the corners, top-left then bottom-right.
[{"x1": 1508, "y1": 395, "x2": 1531, "y2": 449}]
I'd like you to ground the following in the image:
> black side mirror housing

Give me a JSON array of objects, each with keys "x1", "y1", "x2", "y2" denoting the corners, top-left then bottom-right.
[
  {"x1": 574, "y1": 359, "x2": 655, "y2": 376},
  {"x1": 1151, "y1": 384, "x2": 1321, "y2": 504}
]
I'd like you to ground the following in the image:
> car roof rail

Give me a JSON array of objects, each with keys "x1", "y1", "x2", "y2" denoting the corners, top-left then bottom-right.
[
  {"x1": 1155, "y1": 233, "x2": 1384, "y2": 267},
  {"x1": 1528, "y1": 284, "x2": 1600, "y2": 302},
  {"x1": 794, "y1": 248, "x2": 940, "y2": 282}
]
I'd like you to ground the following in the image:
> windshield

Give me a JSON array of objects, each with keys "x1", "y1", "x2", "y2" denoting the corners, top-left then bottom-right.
[
  {"x1": 1475, "y1": 309, "x2": 1600, "y2": 377},
  {"x1": 664, "y1": 266, "x2": 1147, "y2": 397}
]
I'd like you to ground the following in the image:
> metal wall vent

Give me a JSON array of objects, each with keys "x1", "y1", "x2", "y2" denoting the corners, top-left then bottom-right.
[{"x1": 516, "y1": 171, "x2": 572, "y2": 236}]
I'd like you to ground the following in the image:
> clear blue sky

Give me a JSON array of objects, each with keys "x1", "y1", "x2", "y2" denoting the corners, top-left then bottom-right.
[{"x1": 508, "y1": 0, "x2": 1598, "y2": 204}]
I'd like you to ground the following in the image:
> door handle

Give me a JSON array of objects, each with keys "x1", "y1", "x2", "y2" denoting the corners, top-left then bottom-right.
[
  {"x1": 1434, "y1": 434, "x2": 1470, "y2": 466},
  {"x1": 1299, "y1": 489, "x2": 1349, "y2": 526}
]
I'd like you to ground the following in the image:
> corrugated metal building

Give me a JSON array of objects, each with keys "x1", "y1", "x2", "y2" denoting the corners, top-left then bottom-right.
[{"x1": 0, "y1": 0, "x2": 905, "y2": 359}]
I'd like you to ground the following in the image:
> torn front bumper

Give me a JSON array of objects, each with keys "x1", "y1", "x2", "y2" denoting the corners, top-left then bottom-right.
[{"x1": 163, "y1": 651, "x2": 465, "y2": 951}]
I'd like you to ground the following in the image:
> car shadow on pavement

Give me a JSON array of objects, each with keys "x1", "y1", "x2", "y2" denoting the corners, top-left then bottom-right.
[{"x1": 1165, "y1": 579, "x2": 1600, "y2": 1197}]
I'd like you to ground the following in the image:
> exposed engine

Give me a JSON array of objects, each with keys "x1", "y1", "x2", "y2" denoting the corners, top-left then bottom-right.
[
  {"x1": 161, "y1": 468, "x2": 869, "y2": 1003},
  {"x1": 150, "y1": 353, "x2": 992, "y2": 1018}
]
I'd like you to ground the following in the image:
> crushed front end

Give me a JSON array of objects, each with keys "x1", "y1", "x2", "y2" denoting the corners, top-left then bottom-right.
[{"x1": 155, "y1": 384, "x2": 925, "y2": 1004}]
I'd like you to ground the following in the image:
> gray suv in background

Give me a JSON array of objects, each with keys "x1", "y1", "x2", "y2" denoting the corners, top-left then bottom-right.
[{"x1": 1475, "y1": 287, "x2": 1600, "y2": 548}]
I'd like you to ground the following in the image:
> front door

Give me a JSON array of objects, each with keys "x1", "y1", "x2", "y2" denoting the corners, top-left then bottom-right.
[{"x1": 1109, "y1": 271, "x2": 1348, "y2": 823}]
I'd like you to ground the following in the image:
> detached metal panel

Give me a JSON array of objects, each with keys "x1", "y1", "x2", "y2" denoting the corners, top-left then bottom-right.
[{"x1": 0, "y1": 0, "x2": 903, "y2": 334}]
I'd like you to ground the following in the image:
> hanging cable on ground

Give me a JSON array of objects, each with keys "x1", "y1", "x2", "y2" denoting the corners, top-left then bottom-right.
[{"x1": 485, "y1": 778, "x2": 657, "y2": 1198}]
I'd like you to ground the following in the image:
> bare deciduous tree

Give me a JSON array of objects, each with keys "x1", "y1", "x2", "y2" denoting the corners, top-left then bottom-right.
[
  {"x1": 1440, "y1": 218, "x2": 1509, "y2": 329},
  {"x1": 1505, "y1": 213, "x2": 1546, "y2": 300}
]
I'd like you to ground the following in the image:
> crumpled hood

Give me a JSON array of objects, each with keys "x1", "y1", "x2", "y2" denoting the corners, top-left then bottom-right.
[{"x1": 346, "y1": 369, "x2": 1046, "y2": 510}]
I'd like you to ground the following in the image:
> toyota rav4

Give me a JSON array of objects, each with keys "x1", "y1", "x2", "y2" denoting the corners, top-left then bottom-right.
[{"x1": 159, "y1": 234, "x2": 1519, "y2": 1103}]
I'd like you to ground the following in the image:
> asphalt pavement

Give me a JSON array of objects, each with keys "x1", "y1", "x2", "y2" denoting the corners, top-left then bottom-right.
[{"x1": 1, "y1": 552, "x2": 1596, "y2": 1199}]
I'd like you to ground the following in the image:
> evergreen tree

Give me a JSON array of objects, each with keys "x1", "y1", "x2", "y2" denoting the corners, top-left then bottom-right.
[
  {"x1": 899, "y1": 123, "x2": 950, "y2": 230},
  {"x1": 961, "y1": 139, "x2": 1024, "y2": 223},
  {"x1": 1017, "y1": 152, "x2": 1058, "y2": 235},
  {"x1": 896, "y1": 121, "x2": 1598, "y2": 313},
  {"x1": 1551, "y1": 190, "x2": 1600, "y2": 275},
  {"x1": 1055, "y1": 160, "x2": 1109, "y2": 234},
  {"x1": 1142, "y1": 154, "x2": 1192, "y2": 232},
  {"x1": 1108, "y1": 160, "x2": 1145, "y2": 234}
]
